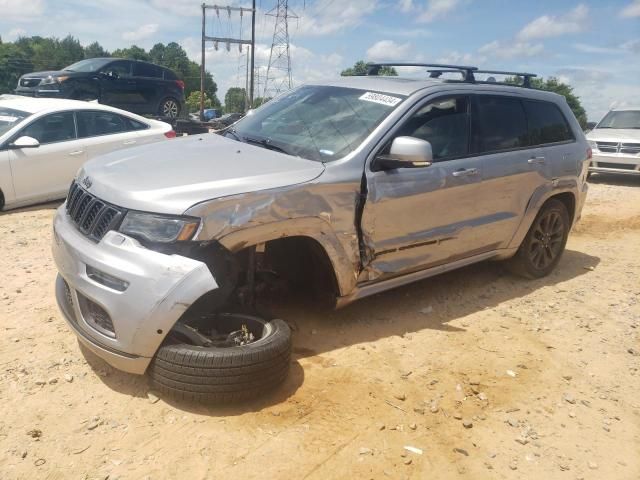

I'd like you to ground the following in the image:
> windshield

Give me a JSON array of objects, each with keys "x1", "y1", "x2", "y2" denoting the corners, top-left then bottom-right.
[
  {"x1": 0, "y1": 107, "x2": 31, "y2": 136},
  {"x1": 228, "y1": 85, "x2": 406, "y2": 162},
  {"x1": 64, "y1": 58, "x2": 112, "y2": 72},
  {"x1": 597, "y1": 110, "x2": 640, "y2": 129}
]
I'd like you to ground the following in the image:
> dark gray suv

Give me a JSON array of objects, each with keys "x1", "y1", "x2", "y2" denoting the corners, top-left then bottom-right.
[
  {"x1": 15, "y1": 58, "x2": 186, "y2": 118},
  {"x1": 52, "y1": 63, "x2": 590, "y2": 403}
]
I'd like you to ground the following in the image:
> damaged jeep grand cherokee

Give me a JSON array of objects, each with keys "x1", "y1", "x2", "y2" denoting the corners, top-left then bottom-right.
[{"x1": 52, "y1": 63, "x2": 590, "y2": 403}]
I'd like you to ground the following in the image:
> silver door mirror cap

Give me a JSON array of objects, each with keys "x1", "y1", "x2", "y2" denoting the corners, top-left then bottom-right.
[
  {"x1": 389, "y1": 136, "x2": 433, "y2": 166},
  {"x1": 11, "y1": 136, "x2": 40, "y2": 149}
]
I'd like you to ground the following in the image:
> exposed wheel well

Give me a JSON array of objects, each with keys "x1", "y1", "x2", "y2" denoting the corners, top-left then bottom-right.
[{"x1": 548, "y1": 192, "x2": 576, "y2": 223}]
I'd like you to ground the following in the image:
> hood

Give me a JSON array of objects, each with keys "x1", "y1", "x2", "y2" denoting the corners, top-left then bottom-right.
[
  {"x1": 587, "y1": 128, "x2": 640, "y2": 142},
  {"x1": 80, "y1": 133, "x2": 325, "y2": 215}
]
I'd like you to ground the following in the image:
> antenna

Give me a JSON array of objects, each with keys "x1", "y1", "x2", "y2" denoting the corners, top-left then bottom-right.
[{"x1": 263, "y1": 1, "x2": 297, "y2": 99}]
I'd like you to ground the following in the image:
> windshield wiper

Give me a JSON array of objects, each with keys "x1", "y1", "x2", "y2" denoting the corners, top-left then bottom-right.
[
  {"x1": 243, "y1": 136, "x2": 291, "y2": 156},
  {"x1": 224, "y1": 128, "x2": 243, "y2": 141}
]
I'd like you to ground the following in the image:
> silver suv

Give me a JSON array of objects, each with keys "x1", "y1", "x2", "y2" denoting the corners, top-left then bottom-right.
[
  {"x1": 52, "y1": 63, "x2": 590, "y2": 403},
  {"x1": 587, "y1": 106, "x2": 640, "y2": 176}
]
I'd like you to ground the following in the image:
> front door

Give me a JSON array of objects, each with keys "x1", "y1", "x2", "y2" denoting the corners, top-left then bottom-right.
[
  {"x1": 361, "y1": 95, "x2": 488, "y2": 282},
  {"x1": 9, "y1": 111, "x2": 87, "y2": 204},
  {"x1": 99, "y1": 60, "x2": 136, "y2": 110}
]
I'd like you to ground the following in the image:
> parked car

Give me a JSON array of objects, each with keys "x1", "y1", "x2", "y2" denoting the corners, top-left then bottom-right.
[
  {"x1": 211, "y1": 112, "x2": 244, "y2": 129},
  {"x1": 14, "y1": 57, "x2": 186, "y2": 118},
  {"x1": 52, "y1": 63, "x2": 590, "y2": 403},
  {"x1": 0, "y1": 95, "x2": 175, "y2": 210},
  {"x1": 587, "y1": 107, "x2": 640, "y2": 176},
  {"x1": 188, "y1": 108, "x2": 220, "y2": 122}
]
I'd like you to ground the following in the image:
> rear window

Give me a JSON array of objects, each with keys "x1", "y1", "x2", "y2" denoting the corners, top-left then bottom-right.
[
  {"x1": 471, "y1": 96, "x2": 528, "y2": 154},
  {"x1": 524, "y1": 100, "x2": 573, "y2": 145},
  {"x1": 134, "y1": 62, "x2": 163, "y2": 78}
]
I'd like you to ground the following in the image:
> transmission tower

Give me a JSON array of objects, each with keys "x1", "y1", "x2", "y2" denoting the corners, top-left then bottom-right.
[{"x1": 263, "y1": 1, "x2": 297, "y2": 99}]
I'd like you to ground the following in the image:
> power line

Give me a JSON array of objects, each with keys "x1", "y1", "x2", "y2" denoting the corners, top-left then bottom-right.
[{"x1": 263, "y1": 0, "x2": 297, "y2": 99}]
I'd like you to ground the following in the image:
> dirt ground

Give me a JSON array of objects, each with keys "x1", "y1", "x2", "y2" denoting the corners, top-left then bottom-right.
[{"x1": 1, "y1": 174, "x2": 639, "y2": 480}]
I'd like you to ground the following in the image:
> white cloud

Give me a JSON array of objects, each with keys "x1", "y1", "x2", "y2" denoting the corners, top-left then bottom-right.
[
  {"x1": 366, "y1": 40, "x2": 413, "y2": 62},
  {"x1": 0, "y1": 0, "x2": 44, "y2": 20},
  {"x1": 122, "y1": 24, "x2": 159, "y2": 42},
  {"x1": 622, "y1": 39, "x2": 640, "y2": 53},
  {"x1": 400, "y1": 0, "x2": 464, "y2": 23},
  {"x1": 517, "y1": 4, "x2": 588, "y2": 41},
  {"x1": 437, "y1": 51, "x2": 485, "y2": 65},
  {"x1": 479, "y1": 40, "x2": 544, "y2": 59},
  {"x1": 573, "y1": 43, "x2": 624, "y2": 55},
  {"x1": 295, "y1": 0, "x2": 378, "y2": 36},
  {"x1": 6, "y1": 28, "x2": 27, "y2": 40},
  {"x1": 620, "y1": 0, "x2": 640, "y2": 17}
]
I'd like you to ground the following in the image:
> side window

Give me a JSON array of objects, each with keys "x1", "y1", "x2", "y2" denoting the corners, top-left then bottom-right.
[
  {"x1": 391, "y1": 97, "x2": 469, "y2": 161},
  {"x1": 163, "y1": 68, "x2": 178, "y2": 80},
  {"x1": 77, "y1": 111, "x2": 127, "y2": 137},
  {"x1": 524, "y1": 100, "x2": 574, "y2": 145},
  {"x1": 471, "y1": 96, "x2": 528, "y2": 154},
  {"x1": 101, "y1": 60, "x2": 131, "y2": 77},
  {"x1": 133, "y1": 62, "x2": 163, "y2": 78},
  {"x1": 20, "y1": 112, "x2": 76, "y2": 144}
]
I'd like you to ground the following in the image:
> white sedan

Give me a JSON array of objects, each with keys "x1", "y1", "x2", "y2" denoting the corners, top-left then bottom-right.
[{"x1": 0, "y1": 95, "x2": 175, "y2": 210}]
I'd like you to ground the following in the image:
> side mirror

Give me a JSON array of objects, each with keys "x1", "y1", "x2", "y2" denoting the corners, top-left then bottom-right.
[
  {"x1": 9, "y1": 136, "x2": 40, "y2": 149},
  {"x1": 376, "y1": 136, "x2": 433, "y2": 170}
]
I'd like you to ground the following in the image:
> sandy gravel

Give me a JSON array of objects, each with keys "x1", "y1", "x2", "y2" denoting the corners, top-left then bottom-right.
[{"x1": 1, "y1": 174, "x2": 639, "y2": 479}]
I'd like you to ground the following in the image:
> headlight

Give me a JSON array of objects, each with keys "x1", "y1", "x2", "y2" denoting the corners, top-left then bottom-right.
[
  {"x1": 588, "y1": 140, "x2": 599, "y2": 152},
  {"x1": 41, "y1": 75, "x2": 69, "y2": 85},
  {"x1": 119, "y1": 212, "x2": 200, "y2": 243}
]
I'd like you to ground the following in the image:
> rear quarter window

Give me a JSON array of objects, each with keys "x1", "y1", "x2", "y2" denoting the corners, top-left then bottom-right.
[
  {"x1": 524, "y1": 100, "x2": 574, "y2": 145},
  {"x1": 163, "y1": 69, "x2": 178, "y2": 81}
]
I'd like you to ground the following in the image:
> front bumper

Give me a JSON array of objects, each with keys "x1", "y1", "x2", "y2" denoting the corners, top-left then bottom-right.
[
  {"x1": 14, "y1": 87, "x2": 66, "y2": 98},
  {"x1": 590, "y1": 153, "x2": 640, "y2": 175},
  {"x1": 52, "y1": 206, "x2": 218, "y2": 374}
]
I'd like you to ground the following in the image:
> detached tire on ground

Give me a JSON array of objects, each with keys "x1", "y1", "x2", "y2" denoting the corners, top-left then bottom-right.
[
  {"x1": 508, "y1": 198, "x2": 570, "y2": 279},
  {"x1": 148, "y1": 313, "x2": 291, "y2": 403}
]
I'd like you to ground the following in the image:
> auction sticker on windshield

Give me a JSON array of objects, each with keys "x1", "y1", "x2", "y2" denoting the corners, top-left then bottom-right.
[{"x1": 359, "y1": 92, "x2": 402, "y2": 107}]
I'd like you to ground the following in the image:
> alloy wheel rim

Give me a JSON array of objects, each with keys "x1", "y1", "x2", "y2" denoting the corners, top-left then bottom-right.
[
  {"x1": 528, "y1": 211, "x2": 564, "y2": 269},
  {"x1": 163, "y1": 100, "x2": 178, "y2": 117}
]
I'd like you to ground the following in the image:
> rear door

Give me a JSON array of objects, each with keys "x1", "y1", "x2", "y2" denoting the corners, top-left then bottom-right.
[
  {"x1": 362, "y1": 94, "x2": 490, "y2": 280},
  {"x1": 98, "y1": 60, "x2": 136, "y2": 110},
  {"x1": 132, "y1": 62, "x2": 164, "y2": 114},
  {"x1": 76, "y1": 110, "x2": 150, "y2": 158},
  {"x1": 9, "y1": 111, "x2": 86, "y2": 203}
]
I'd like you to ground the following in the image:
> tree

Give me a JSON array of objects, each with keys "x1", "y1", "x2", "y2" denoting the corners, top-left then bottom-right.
[
  {"x1": 253, "y1": 97, "x2": 271, "y2": 108},
  {"x1": 186, "y1": 91, "x2": 212, "y2": 112},
  {"x1": 341, "y1": 60, "x2": 397, "y2": 76},
  {"x1": 225, "y1": 87, "x2": 247, "y2": 113},
  {"x1": 0, "y1": 42, "x2": 32, "y2": 93},
  {"x1": 507, "y1": 76, "x2": 588, "y2": 129},
  {"x1": 84, "y1": 42, "x2": 109, "y2": 59},
  {"x1": 111, "y1": 45, "x2": 150, "y2": 61}
]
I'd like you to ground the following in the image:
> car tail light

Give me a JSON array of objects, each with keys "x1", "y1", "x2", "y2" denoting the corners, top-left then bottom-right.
[
  {"x1": 587, "y1": 147, "x2": 592, "y2": 160},
  {"x1": 164, "y1": 130, "x2": 177, "y2": 138},
  {"x1": 176, "y1": 80, "x2": 185, "y2": 90}
]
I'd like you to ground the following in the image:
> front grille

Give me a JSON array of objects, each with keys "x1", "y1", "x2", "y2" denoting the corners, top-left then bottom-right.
[
  {"x1": 20, "y1": 78, "x2": 41, "y2": 88},
  {"x1": 65, "y1": 182, "x2": 124, "y2": 241},
  {"x1": 596, "y1": 141, "x2": 618, "y2": 153},
  {"x1": 597, "y1": 162, "x2": 637, "y2": 171},
  {"x1": 77, "y1": 292, "x2": 116, "y2": 338},
  {"x1": 621, "y1": 143, "x2": 640, "y2": 155}
]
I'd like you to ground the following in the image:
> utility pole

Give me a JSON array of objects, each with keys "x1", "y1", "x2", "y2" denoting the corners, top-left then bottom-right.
[
  {"x1": 200, "y1": 3, "x2": 256, "y2": 116},
  {"x1": 263, "y1": 0, "x2": 296, "y2": 99}
]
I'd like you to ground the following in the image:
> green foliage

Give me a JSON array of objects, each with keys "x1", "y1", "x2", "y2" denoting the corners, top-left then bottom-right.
[
  {"x1": 341, "y1": 60, "x2": 397, "y2": 77},
  {"x1": 225, "y1": 87, "x2": 247, "y2": 113},
  {"x1": 252, "y1": 97, "x2": 272, "y2": 108},
  {"x1": 186, "y1": 91, "x2": 212, "y2": 112},
  {"x1": 0, "y1": 36, "x2": 220, "y2": 106},
  {"x1": 507, "y1": 76, "x2": 588, "y2": 128}
]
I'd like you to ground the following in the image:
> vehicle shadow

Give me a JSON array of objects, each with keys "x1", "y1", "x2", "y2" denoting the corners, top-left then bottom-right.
[
  {"x1": 0, "y1": 199, "x2": 63, "y2": 215},
  {"x1": 79, "y1": 248, "x2": 598, "y2": 415},
  {"x1": 588, "y1": 173, "x2": 640, "y2": 187},
  {"x1": 272, "y1": 249, "x2": 600, "y2": 361}
]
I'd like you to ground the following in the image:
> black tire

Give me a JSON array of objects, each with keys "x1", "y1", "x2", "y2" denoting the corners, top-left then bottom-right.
[
  {"x1": 148, "y1": 312, "x2": 291, "y2": 403},
  {"x1": 508, "y1": 199, "x2": 570, "y2": 279},
  {"x1": 159, "y1": 97, "x2": 181, "y2": 118},
  {"x1": 0, "y1": 189, "x2": 4, "y2": 211}
]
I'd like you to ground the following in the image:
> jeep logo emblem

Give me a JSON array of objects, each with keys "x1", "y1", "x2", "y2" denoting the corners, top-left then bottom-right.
[{"x1": 82, "y1": 176, "x2": 92, "y2": 189}]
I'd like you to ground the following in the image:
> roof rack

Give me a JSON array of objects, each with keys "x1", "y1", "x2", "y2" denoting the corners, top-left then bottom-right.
[
  {"x1": 365, "y1": 63, "x2": 538, "y2": 88},
  {"x1": 366, "y1": 63, "x2": 477, "y2": 81}
]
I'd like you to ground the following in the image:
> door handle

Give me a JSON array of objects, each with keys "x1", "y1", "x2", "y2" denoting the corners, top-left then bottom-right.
[
  {"x1": 123, "y1": 140, "x2": 137, "y2": 145},
  {"x1": 68, "y1": 150, "x2": 84, "y2": 156},
  {"x1": 452, "y1": 168, "x2": 479, "y2": 177},
  {"x1": 528, "y1": 156, "x2": 546, "y2": 165}
]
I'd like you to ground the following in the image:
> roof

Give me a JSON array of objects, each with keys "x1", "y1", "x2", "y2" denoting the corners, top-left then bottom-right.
[
  {"x1": 610, "y1": 105, "x2": 640, "y2": 111},
  {"x1": 0, "y1": 95, "x2": 126, "y2": 115}
]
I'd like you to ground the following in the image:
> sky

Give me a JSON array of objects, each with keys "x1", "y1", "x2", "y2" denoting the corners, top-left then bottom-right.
[{"x1": 1, "y1": 0, "x2": 639, "y2": 120}]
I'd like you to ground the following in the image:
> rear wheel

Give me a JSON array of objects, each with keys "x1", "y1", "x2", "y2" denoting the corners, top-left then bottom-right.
[
  {"x1": 508, "y1": 199, "x2": 570, "y2": 279},
  {"x1": 159, "y1": 98, "x2": 180, "y2": 118},
  {"x1": 148, "y1": 312, "x2": 291, "y2": 403}
]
